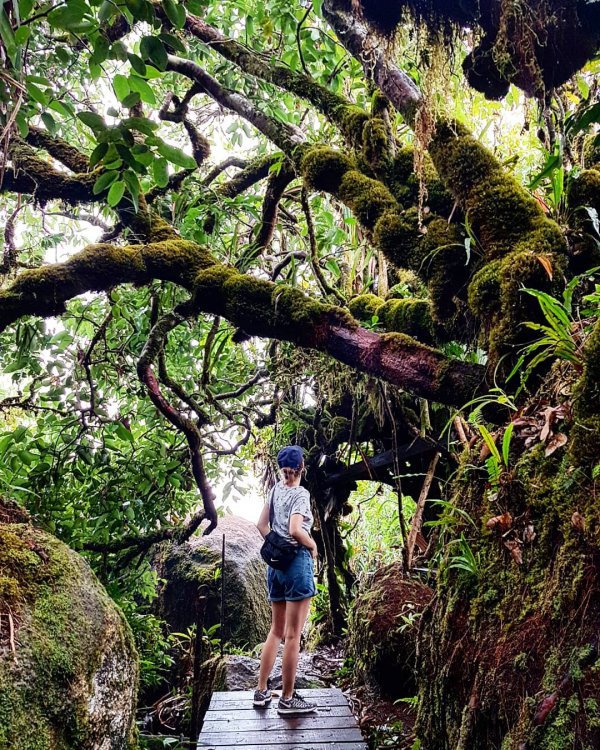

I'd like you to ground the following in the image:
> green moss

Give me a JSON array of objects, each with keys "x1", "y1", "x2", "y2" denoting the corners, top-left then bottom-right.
[
  {"x1": 371, "y1": 90, "x2": 391, "y2": 117},
  {"x1": 338, "y1": 105, "x2": 370, "y2": 145},
  {"x1": 300, "y1": 146, "x2": 355, "y2": 193},
  {"x1": 582, "y1": 135, "x2": 600, "y2": 169},
  {"x1": 362, "y1": 117, "x2": 393, "y2": 175},
  {"x1": 569, "y1": 167, "x2": 600, "y2": 212},
  {"x1": 387, "y1": 269, "x2": 427, "y2": 299},
  {"x1": 0, "y1": 524, "x2": 138, "y2": 750},
  {"x1": 468, "y1": 258, "x2": 504, "y2": 317},
  {"x1": 429, "y1": 121, "x2": 567, "y2": 261},
  {"x1": 348, "y1": 293, "x2": 384, "y2": 320},
  {"x1": 348, "y1": 562, "x2": 432, "y2": 697},
  {"x1": 348, "y1": 294, "x2": 435, "y2": 342},
  {"x1": 194, "y1": 265, "x2": 356, "y2": 342},
  {"x1": 416, "y1": 407, "x2": 600, "y2": 750},
  {"x1": 387, "y1": 146, "x2": 453, "y2": 215},
  {"x1": 378, "y1": 299, "x2": 435, "y2": 343},
  {"x1": 569, "y1": 417, "x2": 600, "y2": 467},
  {"x1": 338, "y1": 170, "x2": 397, "y2": 229},
  {"x1": 373, "y1": 207, "x2": 421, "y2": 267},
  {"x1": 468, "y1": 250, "x2": 566, "y2": 362},
  {"x1": 9, "y1": 142, "x2": 96, "y2": 205}
]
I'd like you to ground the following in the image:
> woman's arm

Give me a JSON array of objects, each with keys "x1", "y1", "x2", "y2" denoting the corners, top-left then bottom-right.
[
  {"x1": 257, "y1": 502, "x2": 270, "y2": 539},
  {"x1": 289, "y1": 514, "x2": 318, "y2": 560}
]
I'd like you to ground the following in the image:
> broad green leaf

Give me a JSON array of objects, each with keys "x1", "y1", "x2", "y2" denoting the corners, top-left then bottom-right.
[
  {"x1": 41, "y1": 112, "x2": 57, "y2": 135},
  {"x1": 14, "y1": 25, "x2": 30, "y2": 45},
  {"x1": 162, "y1": 0, "x2": 186, "y2": 28},
  {"x1": 113, "y1": 74, "x2": 131, "y2": 102},
  {"x1": 128, "y1": 53, "x2": 147, "y2": 76},
  {"x1": 47, "y1": 0, "x2": 90, "y2": 30},
  {"x1": 121, "y1": 92, "x2": 141, "y2": 108},
  {"x1": 152, "y1": 157, "x2": 169, "y2": 187},
  {"x1": 156, "y1": 141, "x2": 196, "y2": 169},
  {"x1": 93, "y1": 169, "x2": 119, "y2": 194},
  {"x1": 49, "y1": 99, "x2": 73, "y2": 118},
  {"x1": 107, "y1": 180, "x2": 126, "y2": 206},
  {"x1": 140, "y1": 36, "x2": 168, "y2": 71},
  {"x1": 158, "y1": 32, "x2": 186, "y2": 53},
  {"x1": 122, "y1": 116, "x2": 159, "y2": 136},
  {"x1": 0, "y1": 8, "x2": 17, "y2": 65},
  {"x1": 77, "y1": 110, "x2": 106, "y2": 132},
  {"x1": 89, "y1": 142, "x2": 109, "y2": 166},
  {"x1": 26, "y1": 81, "x2": 48, "y2": 105},
  {"x1": 129, "y1": 75, "x2": 156, "y2": 105}
]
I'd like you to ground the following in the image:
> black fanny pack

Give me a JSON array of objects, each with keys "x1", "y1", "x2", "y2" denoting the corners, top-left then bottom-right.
[{"x1": 260, "y1": 488, "x2": 299, "y2": 571}]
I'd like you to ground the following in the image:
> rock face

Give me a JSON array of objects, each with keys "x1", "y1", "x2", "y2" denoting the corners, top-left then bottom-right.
[
  {"x1": 348, "y1": 562, "x2": 432, "y2": 698},
  {"x1": 154, "y1": 515, "x2": 271, "y2": 649},
  {"x1": 215, "y1": 652, "x2": 327, "y2": 691},
  {"x1": 0, "y1": 522, "x2": 138, "y2": 750}
]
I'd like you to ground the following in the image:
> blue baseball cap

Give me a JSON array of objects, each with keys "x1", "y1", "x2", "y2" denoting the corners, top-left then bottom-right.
[{"x1": 277, "y1": 445, "x2": 304, "y2": 469}]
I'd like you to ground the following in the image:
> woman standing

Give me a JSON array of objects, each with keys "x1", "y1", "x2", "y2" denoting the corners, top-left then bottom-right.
[{"x1": 254, "y1": 445, "x2": 319, "y2": 715}]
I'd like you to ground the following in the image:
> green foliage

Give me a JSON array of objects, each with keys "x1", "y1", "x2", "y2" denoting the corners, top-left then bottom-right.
[
  {"x1": 342, "y1": 482, "x2": 415, "y2": 578},
  {"x1": 507, "y1": 268, "x2": 600, "y2": 391}
]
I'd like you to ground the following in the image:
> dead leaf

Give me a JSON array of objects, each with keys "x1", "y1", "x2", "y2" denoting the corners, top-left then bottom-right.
[
  {"x1": 523, "y1": 524, "x2": 536, "y2": 544},
  {"x1": 571, "y1": 512, "x2": 586, "y2": 533},
  {"x1": 486, "y1": 513, "x2": 513, "y2": 533},
  {"x1": 504, "y1": 538, "x2": 523, "y2": 564},
  {"x1": 540, "y1": 407, "x2": 556, "y2": 443},
  {"x1": 544, "y1": 432, "x2": 567, "y2": 456},
  {"x1": 536, "y1": 254, "x2": 554, "y2": 280},
  {"x1": 479, "y1": 442, "x2": 491, "y2": 462}
]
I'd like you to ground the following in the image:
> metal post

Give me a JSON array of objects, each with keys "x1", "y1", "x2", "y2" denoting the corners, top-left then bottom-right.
[
  {"x1": 220, "y1": 532, "x2": 225, "y2": 657},
  {"x1": 189, "y1": 595, "x2": 207, "y2": 745}
]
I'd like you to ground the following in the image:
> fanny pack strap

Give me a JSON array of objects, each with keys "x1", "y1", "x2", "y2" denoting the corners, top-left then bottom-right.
[{"x1": 268, "y1": 486, "x2": 275, "y2": 527}]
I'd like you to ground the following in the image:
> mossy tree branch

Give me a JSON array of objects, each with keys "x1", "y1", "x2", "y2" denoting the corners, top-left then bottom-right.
[
  {"x1": 0, "y1": 236, "x2": 486, "y2": 408},
  {"x1": 4, "y1": 141, "x2": 96, "y2": 204},
  {"x1": 170, "y1": 10, "x2": 370, "y2": 142},
  {"x1": 24, "y1": 126, "x2": 91, "y2": 174},
  {"x1": 322, "y1": 0, "x2": 423, "y2": 126}
]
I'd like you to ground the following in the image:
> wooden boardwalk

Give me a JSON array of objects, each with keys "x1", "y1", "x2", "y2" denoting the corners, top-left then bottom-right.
[{"x1": 198, "y1": 688, "x2": 367, "y2": 750}]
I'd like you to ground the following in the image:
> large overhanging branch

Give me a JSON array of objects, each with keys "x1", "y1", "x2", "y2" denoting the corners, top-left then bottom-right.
[
  {"x1": 322, "y1": 0, "x2": 423, "y2": 125},
  {"x1": 0, "y1": 234, "x2": 485, "y2": 408}
]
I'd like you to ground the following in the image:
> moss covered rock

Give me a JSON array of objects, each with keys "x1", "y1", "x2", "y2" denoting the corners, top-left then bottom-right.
[
  {"x1": 0, "y1": 522, "x2": 138, "y2": 750},
  {"x1": 153, "y1": 515, "x2": 270, "y2": 649},
  {"x1": 348, "y1": 562, "x2": 433, "y2": 698},
  {"x1": 416, "y1": 387, "x2": 600, "y2": 749}
]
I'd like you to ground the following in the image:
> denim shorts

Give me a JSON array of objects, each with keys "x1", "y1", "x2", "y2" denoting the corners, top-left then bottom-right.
[{"x1": 267, "y1": 546, "x2": 316, "y2": 602}]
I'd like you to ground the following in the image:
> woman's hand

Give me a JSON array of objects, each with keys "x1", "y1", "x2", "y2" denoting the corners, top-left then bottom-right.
[{"x1": 309, "y1": 544, "x2": 319, "y2": 562}]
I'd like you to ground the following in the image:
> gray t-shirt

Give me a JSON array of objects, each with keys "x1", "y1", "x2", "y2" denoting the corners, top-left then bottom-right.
[{"x1": 269, "y1": 481, "x2": 313, "y2": 546}]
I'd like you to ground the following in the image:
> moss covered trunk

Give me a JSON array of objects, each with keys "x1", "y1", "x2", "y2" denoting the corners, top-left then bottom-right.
[{"x1": 416, "y1": 333, "x2": 600, "y2": 749}]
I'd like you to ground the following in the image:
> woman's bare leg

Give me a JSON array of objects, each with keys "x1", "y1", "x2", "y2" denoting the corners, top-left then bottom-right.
[
  {"x1": 257, "y1": 601, "x2": 286, "y2": 691},
  {"x1": 281, "y1": 598, "x2": 311, "y2": 699}
]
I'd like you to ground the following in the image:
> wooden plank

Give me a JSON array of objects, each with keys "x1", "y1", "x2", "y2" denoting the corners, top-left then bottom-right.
[
  {"x1": 208, "y1": 693, "x2": 351, "y2": 710},
  {"x1": 198, "y1": 744, "x2": 366, "y2": 750},
  {"x1": 204, "y1": 704, "x2": 352, "y2": 717},
  {"x1": 212, "y1": 688, "x2": 343, "y2": 701},
  {"x1": 202, "y1": 715, "x2": 354, "y2": 731},
  {"x1": 198, "y1": 727, "x2": 364, "y2": 746}
]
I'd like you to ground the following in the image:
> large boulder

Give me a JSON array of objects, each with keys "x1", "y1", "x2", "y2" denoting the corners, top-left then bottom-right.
[
  {"x1": 154, "y1": 515, "x2": 270, "y2": 649},
  {"x1": 214, "y1": 651, "x2": 327, "y2": 691},
  {"x1": 348, "y1": 562, "x2": 432, "y2": 698},
  {"x1": 0, "y1": 522, "x2": 138, "y2": 750}
]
